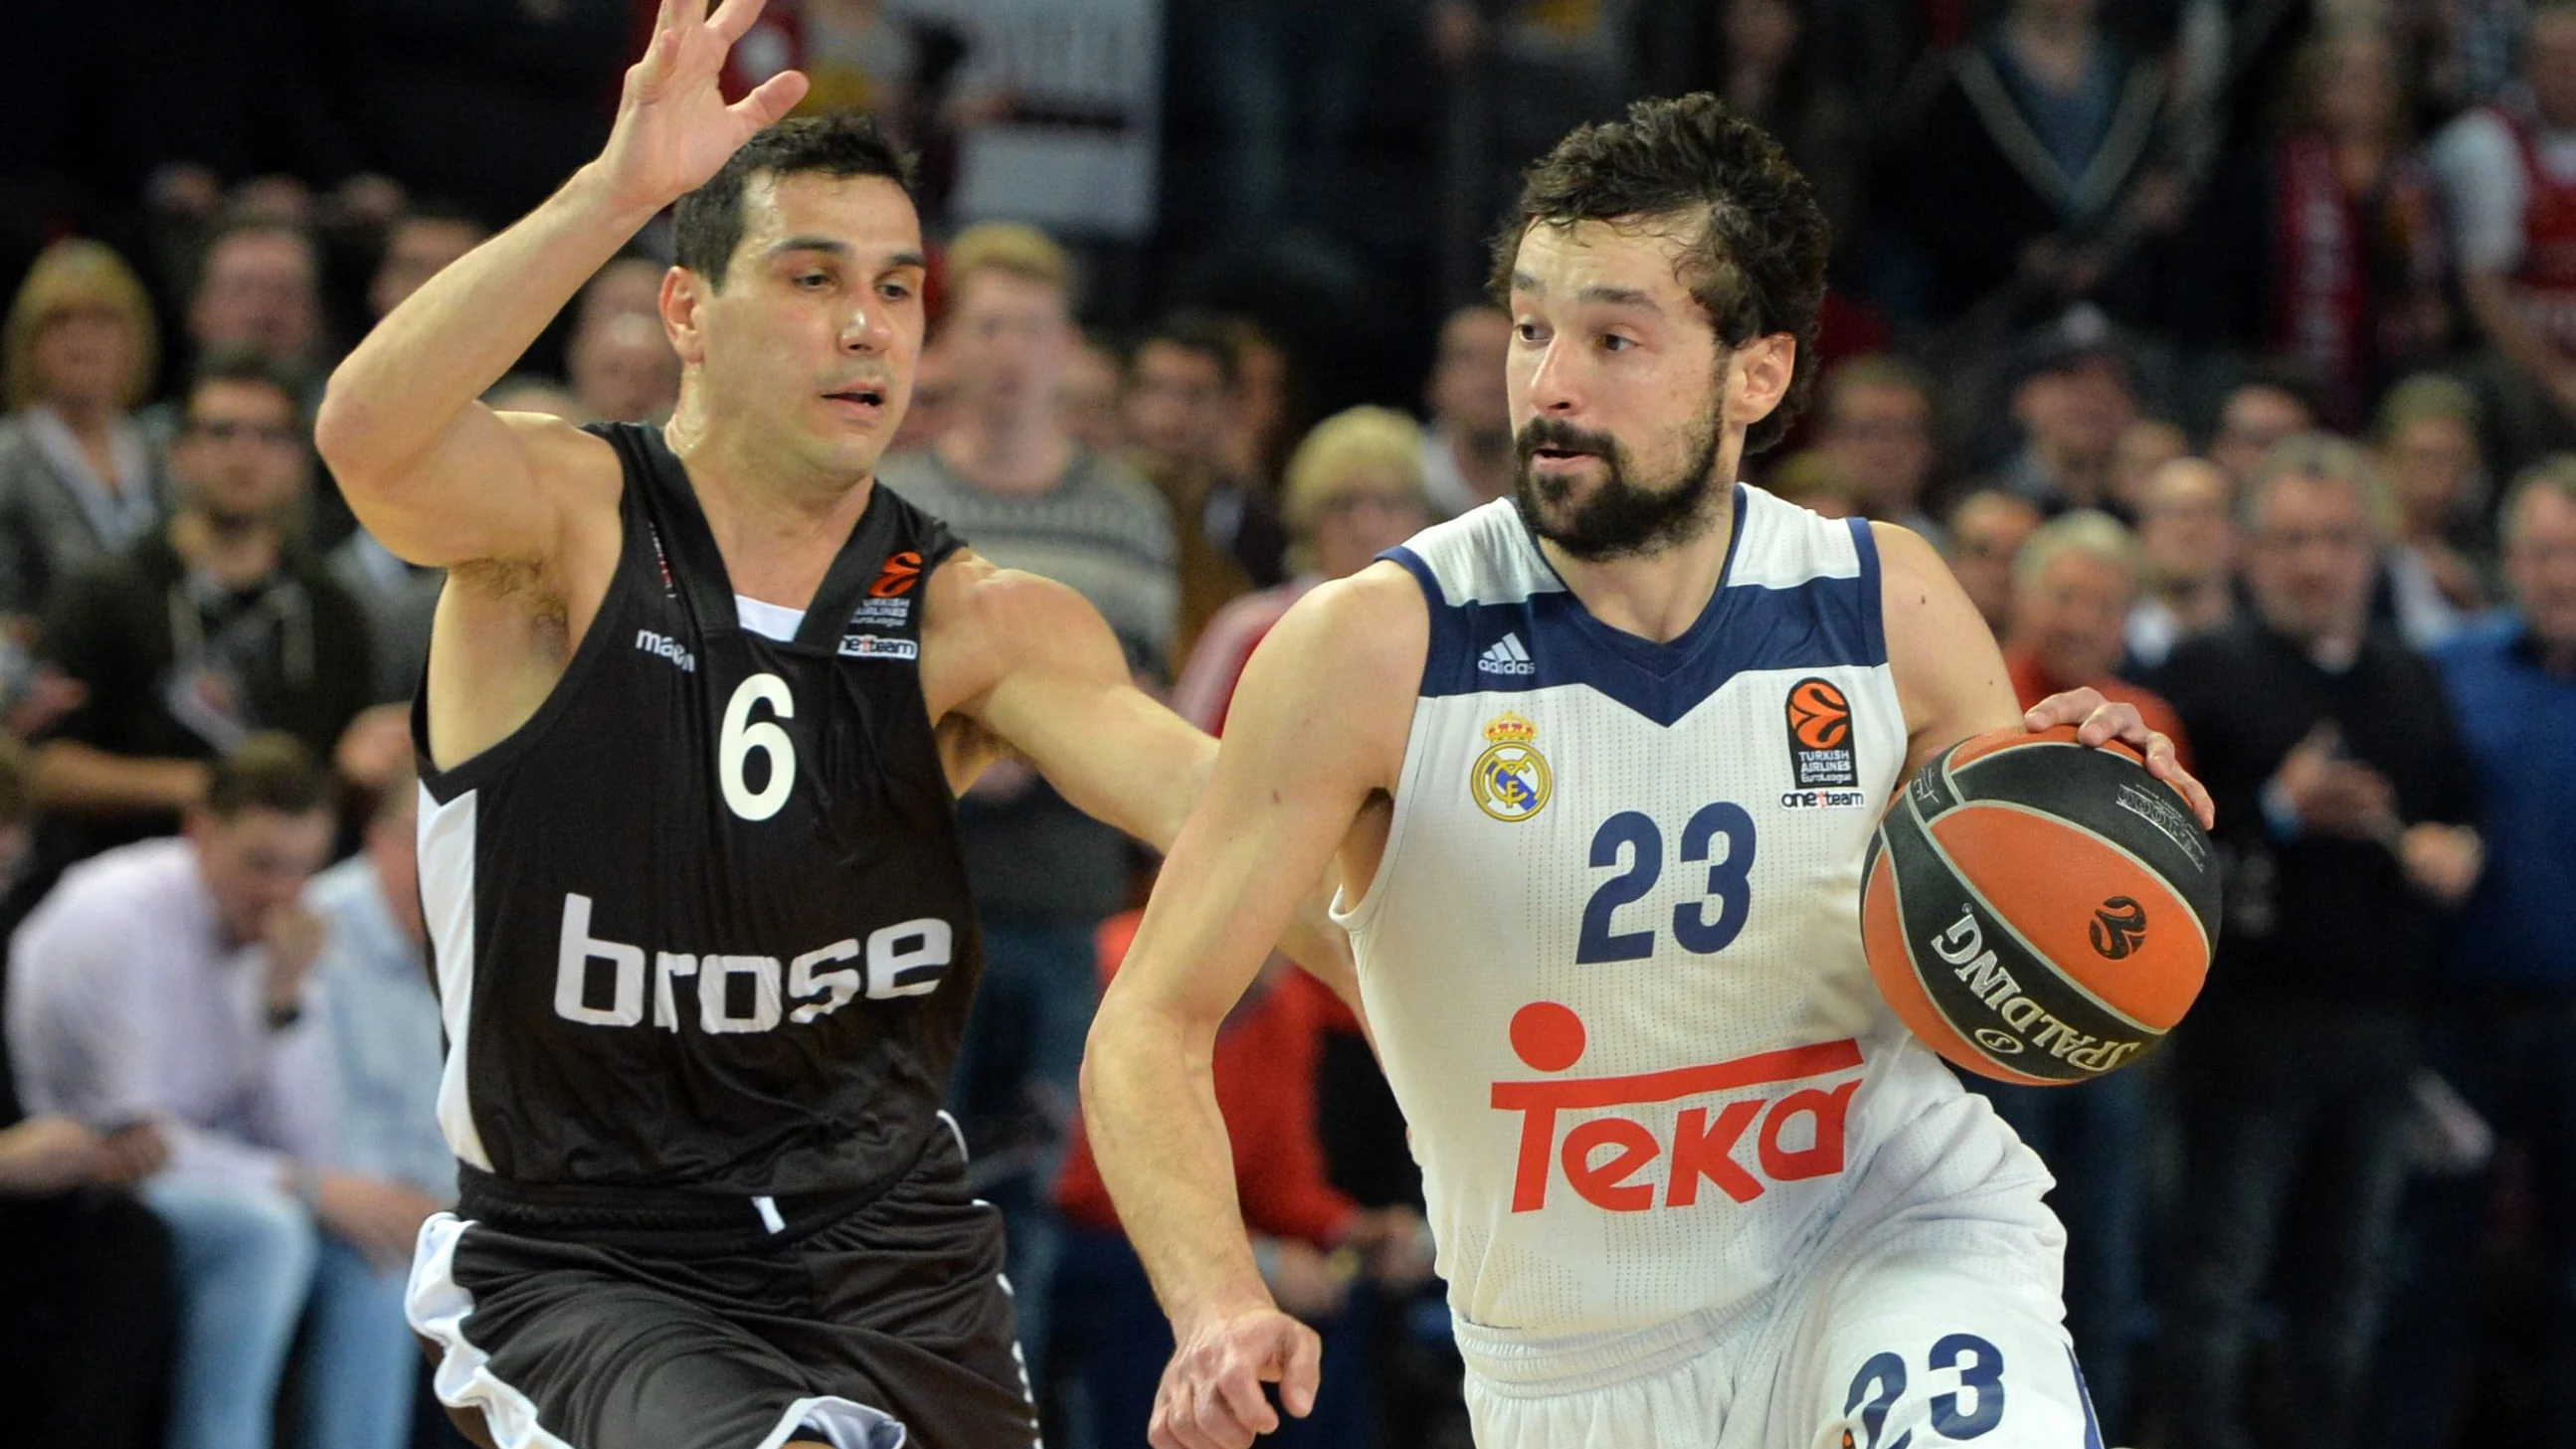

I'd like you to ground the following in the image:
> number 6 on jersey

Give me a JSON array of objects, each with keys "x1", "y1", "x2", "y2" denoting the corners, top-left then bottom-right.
[{"x1": 720, "y1": 672, "x2": 797, "y2": 820}]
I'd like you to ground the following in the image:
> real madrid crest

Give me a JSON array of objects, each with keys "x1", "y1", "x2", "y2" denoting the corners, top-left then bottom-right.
[{"x1": 1471, "y1": 712, "x2": 1552, "y2": 822}]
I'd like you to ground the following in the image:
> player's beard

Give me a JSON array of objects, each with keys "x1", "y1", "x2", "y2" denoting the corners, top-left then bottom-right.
[{"x1": 1512, "y1": 409, "x2": 1726, "y2": 562}]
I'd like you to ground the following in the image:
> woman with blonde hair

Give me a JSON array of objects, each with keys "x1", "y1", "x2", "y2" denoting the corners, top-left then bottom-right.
[
  {"x1": 0, "y1": 240, "x2": 168, "y2": 626},
  {"x1": 1170, "y1": 406, "x2": 1433, "y2": 733}
]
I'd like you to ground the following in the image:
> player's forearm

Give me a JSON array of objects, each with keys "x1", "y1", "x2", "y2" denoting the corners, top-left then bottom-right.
[
  {"x1": 31, "y1": 741, "x2": 209, "y2": 815},
  {"x1": 1080, "y1": 996, "x2": 1275, "y2": 1327},
  {"x1": 316, "y1": 163, "x2": 657, "y2": 487}
]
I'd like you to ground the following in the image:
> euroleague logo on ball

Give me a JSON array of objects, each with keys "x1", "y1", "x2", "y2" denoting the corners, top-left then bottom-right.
[
  {"x1": 2090, "y1": 897, "x2": 2148, "y2": 960},
  {"x1": 1784, "y1": 677, "x2": 1858, "y2": 790}
]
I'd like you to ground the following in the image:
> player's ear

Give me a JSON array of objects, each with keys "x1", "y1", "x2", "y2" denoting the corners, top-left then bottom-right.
[
  {"x1": 1727, "y1": 333, "x2": 1795, "y2": 430},
  {"x1": 662, "y1": 266, "x2": 706, "y2": 367}
]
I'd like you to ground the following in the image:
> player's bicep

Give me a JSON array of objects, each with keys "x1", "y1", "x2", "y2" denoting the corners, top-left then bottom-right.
[
  {"x1": 1875, "y1": 522, "x2": 2021, "y2": 777},
  {"x1": 326, "y1": 403, "x2": 601, "y2": 571}
]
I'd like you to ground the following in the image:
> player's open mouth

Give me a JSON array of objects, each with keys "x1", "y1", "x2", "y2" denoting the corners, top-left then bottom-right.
[{"x1": 825, "y1": 387, "x2": 887, "y2": 412}]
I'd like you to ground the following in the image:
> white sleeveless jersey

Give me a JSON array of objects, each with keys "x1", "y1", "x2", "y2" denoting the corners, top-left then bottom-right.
[{"x1": 1335, "y1": 487, "x2": 2035, "y2": 1337}]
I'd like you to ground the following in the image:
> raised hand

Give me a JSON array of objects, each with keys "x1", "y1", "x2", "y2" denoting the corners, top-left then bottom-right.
[{"x1": 598, "y1": 0, "x2": 812, "y2": 215}]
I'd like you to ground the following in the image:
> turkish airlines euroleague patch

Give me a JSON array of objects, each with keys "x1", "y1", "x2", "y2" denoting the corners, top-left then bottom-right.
[{"x1": 1785, "y1": 677, "x2": 1858, "y2": 789}]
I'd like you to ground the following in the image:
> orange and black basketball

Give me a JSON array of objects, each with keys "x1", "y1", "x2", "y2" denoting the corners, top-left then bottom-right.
[{"x1": 1860, "y1": 724, "x2": 2220, "y2": 1085}]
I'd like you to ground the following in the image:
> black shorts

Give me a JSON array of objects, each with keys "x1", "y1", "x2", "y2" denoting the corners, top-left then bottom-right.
[{"x1": 407, "y1": 1128, "x2": 1037, "y2": 1449}]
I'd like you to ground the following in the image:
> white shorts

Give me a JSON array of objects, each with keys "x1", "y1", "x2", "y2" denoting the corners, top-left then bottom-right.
[{"x1": 1456, "y1": 1178, "x2": 2102, "y2": 1449}]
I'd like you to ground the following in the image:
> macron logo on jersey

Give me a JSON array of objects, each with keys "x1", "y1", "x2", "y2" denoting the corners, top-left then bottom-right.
[{"x1": 1478, "y1": 633, "x2": 1536, "y2": 677}]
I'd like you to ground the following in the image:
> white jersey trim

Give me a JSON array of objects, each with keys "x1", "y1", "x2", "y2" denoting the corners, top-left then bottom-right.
[{"x1": 418, "y1": 784, "x2": 492, "y2": 1172}]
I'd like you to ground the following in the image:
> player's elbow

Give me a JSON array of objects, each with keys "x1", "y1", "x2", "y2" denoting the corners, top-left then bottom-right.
[{"x1": 313, "y1": 379, "x2": 398, "y2": 496}]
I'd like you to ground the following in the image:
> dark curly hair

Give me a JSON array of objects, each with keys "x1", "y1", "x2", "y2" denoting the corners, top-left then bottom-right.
[
  {"x1": 1488, "y1": 93, "x2": 1830, "y2": 456},
  {"x1": 674, "y1": 111, "x2": 918, "y2": 290}
]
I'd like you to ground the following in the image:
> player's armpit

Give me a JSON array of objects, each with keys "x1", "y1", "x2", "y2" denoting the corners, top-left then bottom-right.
[
  {"x1": 1873, "y1": 522, "x2": 2023, "y2": 778},
  {"x1": 1083, "y1": 568, "x2": 1421, "y2": 1328}
]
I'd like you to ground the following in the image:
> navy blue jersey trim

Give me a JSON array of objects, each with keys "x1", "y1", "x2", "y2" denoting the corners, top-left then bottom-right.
[{"x1": 1380, "y1": 493, "x2": 1887, "y2": 727}]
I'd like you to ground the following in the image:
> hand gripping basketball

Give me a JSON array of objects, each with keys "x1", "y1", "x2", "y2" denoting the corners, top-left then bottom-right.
[
  {"x1": 1152, "y1": 1306, "x2": 1323, "y2": 1449},
  {"x1": 2023, "y1": 685, "x2": 2214, "y2": 829},
  {"x1": 598, "y1": 0, "x2": 812, "y2": 216}
]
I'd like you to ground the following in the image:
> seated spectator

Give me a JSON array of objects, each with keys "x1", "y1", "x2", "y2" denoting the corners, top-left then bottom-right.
[
  {"x1": 1174, "y1": 407, "x2": 1435, "y2": 734},
  {"x1": 301, "y1": 766, "x2": 452, "y2": 1449},
  {"x1": 2433, "y1": 0, "x2": 2576, "y2": 473},
  {"x1": 2108, "y1": 416, "x2": 2188, "y2": 516},
  {"x1": 1125, "y1": 312, "x2": 1290, "y2": 655},
  {"x1": 892, "y1": 334, "x2": 959, "y2": 453},
  {"x1": 1815, "y1": 353, "x2": 1942, "y2": 538},
  {"x1": 2126, "y1": 456, "x2": 2241, "y2": 669},
  {"x1": 30, "y1": 353, "x2": 391, "y2": 875},
  {"x1": 1945, "y1": 488, "x2": 2045, "y2": 637},
  {"x1": 2207, "y1": 374, "x2": 2318, "y2": 493},
  {"x1": 2151, "y1": 435, "x2": 2483, "y2": 1449},
  {"x1": 1976, "y1": 508, "x2": 2184, "y2": 1438},
  {"x1": 7, "y1": 735, "x2": 433, "y2": 1449},
  {"x1": 1221, "y1": 316, "x2": 1299, "y2": 494},
  {"x1": 2385, "y1": 458, "x2": 2576, "y2": 1440},
  {"x1": 2189, "y1": 22, "x2": 2450, "y2": 431},
  {"x1": 1057, "y1": 332, "x2": 1125, "y2": 456},
  {"x1": 365, "y1": 205, "x2": 490, "y2": 323},
  {"x1": 0, "y1": 733, "x2": 177, "y2": 1449},
  {"x1": 1886, "y1": 0, "x2": 2176, "y2": 328},
  {"x1": 1053, "y1": 912, "x2": 1430, "y2": 1449},
  {"x1": 1418, "y1": 304, "x2": 1515, "y2": 519},
  {"x1": 1995, "y1": 314, "x2": 2138, "y2": 512},
  {"x1": 1761, "y1": 448, "x2": 1863, "y2": 519},
  {"x1": 566, "y1": 258, "x2": 680, "y2": 425},
  {"x1": 0, "y1": 240, "x2": 170, "y2": 633},
  {"x1": 2370, "y1": 373, "x2": 2493, "y2": 647},
  {"x1": 139, "y1": 224, "x2": 328, "y2": 466}
]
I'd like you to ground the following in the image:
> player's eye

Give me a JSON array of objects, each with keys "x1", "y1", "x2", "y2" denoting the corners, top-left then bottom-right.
[
  {"x1": 796, "y1": 272, "x2": 831, "y2": 290},
  {"x1": 1600, "y1": 333, "x2": 1636, "y2": 354},
  {"x1": 879, "y1": 280, "x2": 914, "y2": 301},
  {"x1": 1515, "y1": 322, "x2": 1548, "y2": 343}
]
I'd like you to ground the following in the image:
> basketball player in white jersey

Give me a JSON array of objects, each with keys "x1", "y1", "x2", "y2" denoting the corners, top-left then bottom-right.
[{"x1": 1084, "y1": 95, "x2": 2213, "y2": 1449}]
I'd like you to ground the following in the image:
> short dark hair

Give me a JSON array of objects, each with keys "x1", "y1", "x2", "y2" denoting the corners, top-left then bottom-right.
[
  {"x1": 187, "y1": 348, "x2": 306, "y2": 422},
  {"x1": 1487, "y1": 93, "x2": 1831, "y2": 455},
  {"x1": 203, "y1": 732, "x2": 331, "y2": 819},
  {"x1": 1134, "y1": 311, "x2": 1241, "y2": 390},
  {"x1": 673, "y1": 112, "x2": 918, "y2": 289}
]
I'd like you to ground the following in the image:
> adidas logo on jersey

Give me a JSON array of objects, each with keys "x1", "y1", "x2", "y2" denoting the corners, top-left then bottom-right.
[{"x1": 1478, "y1": 634, "x2": 1536, "y2": 676}]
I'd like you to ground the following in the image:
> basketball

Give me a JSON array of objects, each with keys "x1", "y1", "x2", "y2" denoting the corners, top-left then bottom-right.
[{"x1": 1861, "y1": 725, "x2": 2221, "y2": 1085}]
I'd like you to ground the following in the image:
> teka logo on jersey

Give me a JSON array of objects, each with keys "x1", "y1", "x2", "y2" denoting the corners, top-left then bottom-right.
[
  {"x1": 1491, "y1": 1001, "x2": 1862, "y2": 1212},
  {"x1": 2089, "y1": 897, "x2": 2147, "y2": 960},
  {"x1": 1784, "y1": 677, "x2": 1858, "y2": 789},
  {"x1": 550, "y1": 894, "x2": 951, "y2": 1034}
]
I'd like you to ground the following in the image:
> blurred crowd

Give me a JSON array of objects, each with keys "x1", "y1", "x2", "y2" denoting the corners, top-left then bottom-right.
[{"x1": 7, "y1": 2, "x2": 2576, "y2": 1449}]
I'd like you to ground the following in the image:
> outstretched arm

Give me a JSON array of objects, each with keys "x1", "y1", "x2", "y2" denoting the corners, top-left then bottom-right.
[
  {"x1": 1081, "y1": 568, "x2": 1421, "y2": 1449},
  {"x1": 314, "y1": 0, "x2": 808, "y2": 569}
]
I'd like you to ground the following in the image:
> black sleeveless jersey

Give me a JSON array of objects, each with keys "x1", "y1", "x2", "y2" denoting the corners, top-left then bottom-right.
[{"x1": 415, "y1": 423, "x2": 982, "y2": 1200}]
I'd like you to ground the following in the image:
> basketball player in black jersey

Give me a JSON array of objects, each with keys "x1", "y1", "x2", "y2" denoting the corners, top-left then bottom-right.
[{"x1": 312, "y1": 4, "x2": 1344, "y2": 1447}]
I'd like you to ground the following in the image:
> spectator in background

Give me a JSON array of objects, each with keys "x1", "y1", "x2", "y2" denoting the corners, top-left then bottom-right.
[
  {"x1": 1887, "y1": 0, "x2": 2174, "y2": 328},
  {"x1": 1995, "y1": 316, "x2": 2138, "y2": 512},
  {"x1": 2371, "y1": 372, "x2": 2493, "y2": 647},
  {"x1": 2127, "y1": 456, "x2": 2240, "y2": 669},
  {"x1": 365, "y1": 205, "x2": 489, "y2": 323},
  {"x1": 1174, "y1": 407, "x2": 1435, "y2": 734},
  {"x1": 1125, "y1": 313, "x2": 1289, "y2": 654},
  {"x1": 2190, "y1": 23, "x2": 2451, "y2": 432},
  {"x1": 0, "y1": 240, "x2": 168, "y2": 626},
  {"x1": 2434, "y1": 0, "x2": 2576, "y2": 471},
  {"x1": 1980, "y1": 508, "x2": 2183, "y2": 1437},
  {"x1": 186, "y1": 221, "x2": 323, "y2": 377},
  {"x1": 30, "y1": 355, "x2": 389, "y2": 874},
  {"x1": 2109, "y1": 416, "x2": 2188, "y2": 515},
  {"x1": 1947, "y1": 488, "x2": 2045, "y2": 637},
  {"x1": 1057, "y1": 332, "x2": 1125, "y2": 456},
  {"x1": 1648, "y1": 0, "x2": 1867, "y2": 263},
  {"x1": 2207, "y1": 375, "x2": 2318, "y2": 492},
  {"x1": 1221, "y1": 316, "x2": 1298, "y2": 494},
  {"x1": 1052, "y1": 915, "x2": 1431, "y2": 1449},
  {"x1": 1760, "y1": 448, "x2": 1863, "y2": 518},
  {"x1": 876, "y1": 222, "x2": 1178, "y2": 1379},
  {"x1": 301, "y1": 766, "x2": 451, "y2": 1449},
  {"x1": 2387, "y1": 458, "x2": 2576, "y2": 1445},
  {"x1": 893, "y1": 334, "x2": 959, "y2": 453},
  {"x1": 1816, "y1": 353, "x2": 1942, "y2": 537},
  {"x1": 7, "y1": 736, "x2": 426, "y2": 1449},
  {"x1": 1418, "y1": 303, "x2": 1514, "y2": 519},
  {"x1": 0, "y1": 733, "x2": 176, "y2": 1449},
  {"x1": 566, "y1": 257, "x2": 680, "y2": 426},
  {"x1": 2152, "y1": 435, "x2": 2483, "y2": 1449}
]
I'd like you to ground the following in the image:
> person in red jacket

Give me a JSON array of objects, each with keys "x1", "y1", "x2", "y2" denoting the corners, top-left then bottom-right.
[{"x1": 1054, "y1": 912, "x2": 1428, "y2": 1449}]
